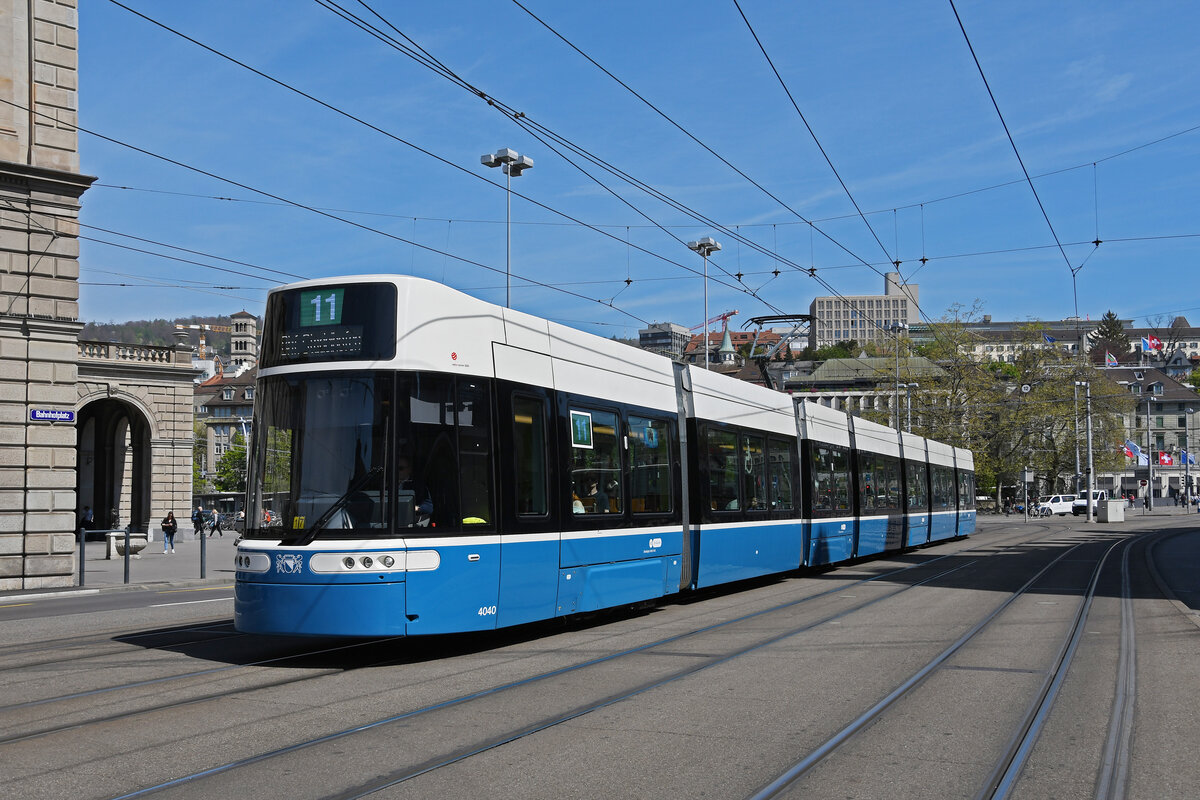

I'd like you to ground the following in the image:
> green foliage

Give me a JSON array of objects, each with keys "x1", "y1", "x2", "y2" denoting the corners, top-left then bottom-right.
[
  {"x1": 1090, "y1": 310, "x2": 1130, "y2": 362},
  {"x1": 212, "y1": 432, "x2": 248, "y2": 493},
  {"x1": 193, "y1": 420, "x2": 210, "y2": 494},
  {"x1": 1187, "y1": 370, "x2": 1200, "y2": 390},
  {"x1": 79, "y1": 315, "x2": 250, "y2": 356},
  {"x1": 907, "y1": 306, "x2": 1135, "y2": 496}
]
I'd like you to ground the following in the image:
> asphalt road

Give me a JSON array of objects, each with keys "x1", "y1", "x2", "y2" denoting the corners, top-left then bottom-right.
[{"x1": 1, "y1": 513, "x2": 1197, "y2": 799}]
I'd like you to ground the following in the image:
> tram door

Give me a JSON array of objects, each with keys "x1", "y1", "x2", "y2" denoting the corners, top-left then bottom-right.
[
  {"x1": 404, "y1": 542, "x2": 501, "y2": 634},
  {"x1": 400, "y1": 375, "x2": 502, "y2": 634}
]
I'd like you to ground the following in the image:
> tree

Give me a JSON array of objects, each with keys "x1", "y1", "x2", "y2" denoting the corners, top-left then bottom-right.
[
  {"x1": 193, "y1": 420, "x2": 210, "y2": 494},
  {"x1": 909, "y1": 305, "x2": 1133, "y2": 499},
  {"x1": 212, "y1": 432, "x2": 248, "y2": 493},
  {"x1": 1089, "y1": 310, "x2": 1129, "y2": 364}
]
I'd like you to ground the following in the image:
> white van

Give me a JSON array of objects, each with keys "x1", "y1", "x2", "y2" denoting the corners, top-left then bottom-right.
[
  {"x1": 1036, "y1": 494, "x2": 1076, "y2": 516},
  {"x1": 1072, "y1": 490, "x2": 1108, "y2": 515}
]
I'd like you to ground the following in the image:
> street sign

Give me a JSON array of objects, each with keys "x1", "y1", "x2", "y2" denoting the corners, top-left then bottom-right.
[{"x1": 29, "y1": 408, "x2": 74, "y2": 423}]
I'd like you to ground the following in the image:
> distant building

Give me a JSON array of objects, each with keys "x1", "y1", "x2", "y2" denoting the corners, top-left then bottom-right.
[
  {"x1": 194, "y1": 368, "x2": 256, "y2": 481},
  {"x1": 809, "y1": 272, "x2": 918, "y2": 349},
  {"x1": 638, "y1": 322, "x2": 690, "y2": 361},
  {"x1": 229, "y1": 310, "x2": 260, "y2": 370}
]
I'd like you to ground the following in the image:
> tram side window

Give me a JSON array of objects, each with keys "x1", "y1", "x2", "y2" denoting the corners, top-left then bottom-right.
[
  {"x1": 457, "y1": 381, "x2": 494, "y2": 527},
  {"x1": 768, "y1": 438, "x2": 795, "y2": 512},
  {"x1": 876, "y1": 455, "x2": 902, "y2": 513},
  {"x1": 704, "y1": 426, "x2": 739, "y2": 512},
  {"x1": 931, "y1": 465, "x2": 955, "y2": 510},
  {"x1": 957, "y1": 470, "x2": 976, "y2": 510},
  {"x1": 570, "y1": 408, "x2": 622, "y2": 514},
  {"x1": 905, "y1": 460, "x2": 929, "y2": 513},
  {"x1": 401, "y1": 375, "x2": 495, "y2": 531},
  {"x1": 858, "y1": 452, "x2": 878, "y2": 514},
  {"x1": 629, "y1": 415, "x2": 672, "y2": 514},
  {"x1": 741, "y1": 434, "x2": 767, "y2": 512},
  {"x1": 513, "y1": 396, "x2": 548, "y2": 516},
  {"x1": 811, "y1": 443, "x2": 851, "y2": 517},
  {"x1": 403, "y1": 375, "x2": 457, "y2": 530}
]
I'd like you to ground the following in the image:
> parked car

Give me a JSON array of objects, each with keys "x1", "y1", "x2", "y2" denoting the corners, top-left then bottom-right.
[
  {"x1": 1072, "y1": 490, "x2": 1108, "y2": 515},
  {"x1": 1036, "y1": 494, "x2": 1076, "y2": 516}
]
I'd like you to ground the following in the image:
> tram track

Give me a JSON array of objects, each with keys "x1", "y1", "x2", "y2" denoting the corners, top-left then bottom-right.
[
  {"x1": 86, "y1": 527, "x2": 1077, "y2": 799},
  {"x1": 1, "y1": 525, "x2": 1051, "y2": 734},
  {"x1": 747, "y1": 529, "x2": 1155, "y2": 800}
]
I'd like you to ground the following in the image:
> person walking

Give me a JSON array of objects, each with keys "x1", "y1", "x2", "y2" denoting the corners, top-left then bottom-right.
[
  {"x1": 209, "y1": 508, "x2": 223, "y2": 537},
  {"x1": 161, "y1": 511, "x2": 178, "y2": 554},
  {"x1": 192, "y1": 506, "x2": 204, "y2": 539}
]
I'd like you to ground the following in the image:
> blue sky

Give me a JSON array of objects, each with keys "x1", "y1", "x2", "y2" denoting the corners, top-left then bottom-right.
[{"x1": 77, "y1": 1, "x2": 1200, "y2": 339}]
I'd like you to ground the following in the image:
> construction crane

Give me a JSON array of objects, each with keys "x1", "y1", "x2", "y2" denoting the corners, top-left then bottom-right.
[
  {"x1": 174, "y1": 323, "x2": 231, "y2": 360},
  {"x1": 690, "y1": 309, "x2": 738, "y2": 333}
]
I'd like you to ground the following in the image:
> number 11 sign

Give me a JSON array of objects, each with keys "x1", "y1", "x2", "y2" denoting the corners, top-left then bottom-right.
[{"x1": 300, "y1": 288, "x2": 345, "y2": 327}]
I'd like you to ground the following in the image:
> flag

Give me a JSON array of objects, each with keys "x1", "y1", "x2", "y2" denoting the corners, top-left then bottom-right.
[
  {"x1": 1043, "y1": 333, "x2": 1057, "y2": 344},
  {"x1": 1182, "y1": 449, "x2": 1196, "y2": 466},
  {"x1": 1125, "y1": 440, "x2": 1149, "y2": 466},
  {"x1": 1142, "y1": 335, "x2": 1163, "y2": 351},
  {"x1": 1105, "y1": 351, "x2": 1118, "y2": 366},
  {"x1": 1122, "y1": 443, "x2": 1134, "y2": 458},
  {"x1": 1159, "y1": 452, "x2": 1174, "y2": 466}
]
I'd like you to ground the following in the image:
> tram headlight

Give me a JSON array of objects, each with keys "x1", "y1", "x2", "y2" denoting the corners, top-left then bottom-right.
[
  {"x1": 380, "y1": 555, "x2": 394, "y2": 568},
  {"x1": 342, "y1": 556, "x2": 355, "y2": 569},
  {"x1": 360, "y1": 556, "x2": 374, "y2": 568}
]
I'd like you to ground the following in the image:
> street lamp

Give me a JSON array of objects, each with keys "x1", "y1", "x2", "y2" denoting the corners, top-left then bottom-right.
[
  {"x1": 1075, "y1": 381, "x2": 1094, "y2": 522},
  {"x1": 1186, "y1": 407, "x2": 1194, "y2": 508},
  {"x1": 890, "y1": 323, "x2": 908, "y2": 429},
  {"x1": 687, "y1": 237, "x2": 722, "y2": 369},
  {"x1": 481, "y1": 148, "x2": 534, "y2": 308}
]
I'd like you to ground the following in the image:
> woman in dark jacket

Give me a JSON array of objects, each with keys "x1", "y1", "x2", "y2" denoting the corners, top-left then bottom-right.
[{"x1": 161, "y1": 511, "x2": 178, "y2": 554}]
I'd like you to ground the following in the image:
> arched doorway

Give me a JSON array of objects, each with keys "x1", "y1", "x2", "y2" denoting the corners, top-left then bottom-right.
[{"x1": 77, "y1": 398, "x2": 153, "y2": 533}]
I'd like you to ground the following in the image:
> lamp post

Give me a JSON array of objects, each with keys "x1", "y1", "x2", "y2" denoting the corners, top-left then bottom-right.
[
  {"x1": 687, "y1": 237, "x2": 722, "y2": 369},
  {"x1": 1187, "y1": 407, "x2": 1194, "y2": 509},
  {"x1": 481, "y1": 148, "x2": 534, "y2": 308},
  {"x1": 1075, "y1": 381, "x2": 1094, "y2": 522},
  {"x1": 890, "y1": 323, "x2": 907, "y2": 429}
]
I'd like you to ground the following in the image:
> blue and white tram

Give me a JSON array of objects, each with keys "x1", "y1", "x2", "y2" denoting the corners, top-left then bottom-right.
[{"x1": 234, "y1": 275, "x2": 975, "y2": 637}]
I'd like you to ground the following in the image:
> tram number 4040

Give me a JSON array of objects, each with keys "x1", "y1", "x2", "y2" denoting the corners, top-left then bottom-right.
[{"x1": 477, "y1": 606, "x2": 497, "y2": 617}]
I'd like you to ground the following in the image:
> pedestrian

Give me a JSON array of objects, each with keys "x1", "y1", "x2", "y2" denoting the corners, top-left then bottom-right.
[
  {"x1": 209, "y1": 508, "x2": 223, "y2": 537},
  {"x1": 79, "y1": 505, "x2": 93, "y2": 539},
  {"x1": 160, "y1": 511, "x2": 178, "y2": 554},
  {"x1": 192, "y1": 506, "x2": 204, "y2": 539}
]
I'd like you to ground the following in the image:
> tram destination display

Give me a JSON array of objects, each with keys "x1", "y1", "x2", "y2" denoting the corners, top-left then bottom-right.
[{"x1": 261, "y1": 282, "x2": 397, "y2": 366}]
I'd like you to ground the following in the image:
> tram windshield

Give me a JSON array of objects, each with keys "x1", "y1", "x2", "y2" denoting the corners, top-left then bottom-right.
[{"x1": 246, "y1": 373, "x2": 391, "y2": 539}]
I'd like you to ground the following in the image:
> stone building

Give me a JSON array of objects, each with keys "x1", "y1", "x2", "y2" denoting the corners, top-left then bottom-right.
[
  {"x1": 808, "y1": 272, "x2": 918, "y2": 349},
  {"x1": 1, "y1": 0, "x2": 93, "y2": 589},
  {"x1": 1, "y1": 2, "x2": 196, "y2": 589}
]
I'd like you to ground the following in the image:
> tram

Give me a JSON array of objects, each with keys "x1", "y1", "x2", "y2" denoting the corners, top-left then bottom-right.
[{"x1": 234, "y1": 276, "x2": 975, "y2": 637}]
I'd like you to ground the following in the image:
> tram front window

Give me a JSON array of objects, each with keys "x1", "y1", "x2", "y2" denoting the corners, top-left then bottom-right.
[{"x1": 247, "y1": 374, "x2": 391, "y2": 539}]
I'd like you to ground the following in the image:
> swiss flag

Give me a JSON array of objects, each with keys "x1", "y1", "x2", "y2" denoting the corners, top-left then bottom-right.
[
  {"x1": 1123, "y1": 444, "x2": 1134, "y2": 458},
  {"x1": 1159, "y1": 452, "x2": 1174, "y2": 465},
  {"x1": 1148, "y1": 334, "x2": 1164, "y2": 350}
]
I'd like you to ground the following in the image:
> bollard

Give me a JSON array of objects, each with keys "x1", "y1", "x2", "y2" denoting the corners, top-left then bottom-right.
[
  {"x1": 123, "y1": 526, "x2": 131, "y2": 584},
  {"x1": 78, "y1": 527, "x2": 86, "y2": 587},
  {"x1": 200, "y1": 530, "x2": 207, "y2": 579}
]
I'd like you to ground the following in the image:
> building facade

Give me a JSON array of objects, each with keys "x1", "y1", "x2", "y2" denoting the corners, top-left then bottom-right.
[
  {"x1": 0, "y1": 0, "x2": 93, "y2": 588},
  {"x1": 809, "y1": 272, "x2": 919, "y2": 349},
  {"x1": 194, "y1": 368, "x2": 256, "y2": 483}
]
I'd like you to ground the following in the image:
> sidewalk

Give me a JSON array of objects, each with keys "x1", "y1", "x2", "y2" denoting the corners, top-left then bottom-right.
[{"x1": 1, "y1": 530, "x2": 240, "y2": 602}]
